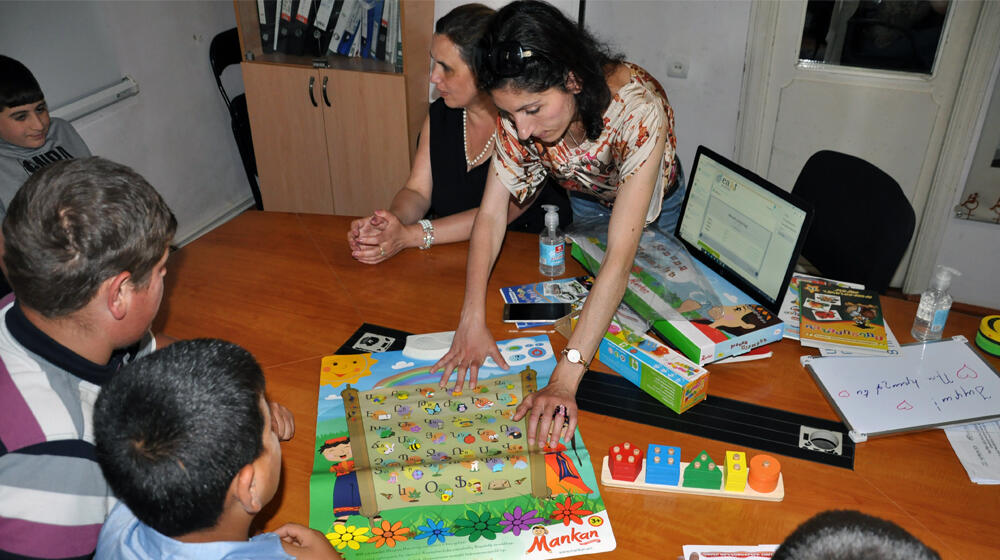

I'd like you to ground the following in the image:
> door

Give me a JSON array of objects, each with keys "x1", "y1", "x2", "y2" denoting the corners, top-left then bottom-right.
[
  {"x1": 321, "y1": 69, "x2": 411, "y2": 216},
  {"x1": 242, "y1": 63, "x2": 335, "y2": 214},
  {"x1": 736, "y1": 0, "x2": 982, "y2": 287}
]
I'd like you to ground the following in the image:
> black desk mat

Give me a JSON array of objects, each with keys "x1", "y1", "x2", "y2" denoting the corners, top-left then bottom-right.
[{"x1": 577, "y1": 370, "x2": 855, "y2": 469}]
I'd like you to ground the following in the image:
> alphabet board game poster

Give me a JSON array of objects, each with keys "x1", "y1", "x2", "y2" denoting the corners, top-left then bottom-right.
[{"x1": 310, "y1": 336, "x2": 616, "y2": 558}]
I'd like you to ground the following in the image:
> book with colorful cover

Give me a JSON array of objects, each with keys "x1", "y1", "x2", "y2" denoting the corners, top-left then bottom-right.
[
  {"x1": 778, "y1": 274, "x2": 865, "y2": 340},
  {"x1": 310, "y1": 335, "x2": 616, "y2": 558},
  {"x1": 568, "y1": 225, "x2": 783, "y2": 365},
  {"x1": 817, "y1": 321, "x2": 901, "y2": 357},
  {"x1": 798, "y1": 283, "x2": 889, "y2": 354},
  {"x1": 499, "y1": 276, "x2": 592, "y2": 328}
]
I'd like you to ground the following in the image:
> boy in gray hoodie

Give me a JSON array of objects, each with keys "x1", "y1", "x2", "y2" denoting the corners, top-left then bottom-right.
[{"x1": 0, "y1": 55, "x2": 91, "y2": 220}]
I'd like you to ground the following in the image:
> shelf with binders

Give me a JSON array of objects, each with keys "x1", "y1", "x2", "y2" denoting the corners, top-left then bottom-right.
[
  {"x1": 234, "y1": 0, "x2": 427, "y2": 75},
  {"x1": 232, "y1": 0, "x2": 433, "y2": 214},
  {"x1": 234, "y1": 0, "x2": 432, "y2": 157}
]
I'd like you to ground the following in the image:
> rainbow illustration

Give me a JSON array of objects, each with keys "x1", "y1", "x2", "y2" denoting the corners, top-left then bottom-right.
[{"x1": 373, "y1": 365, "x2": 442, "y2": 388}]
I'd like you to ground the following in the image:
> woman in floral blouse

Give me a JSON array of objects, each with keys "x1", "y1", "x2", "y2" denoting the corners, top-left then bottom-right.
[{"x1": 432, "y1": 0, "x2": 684, "y2": 447}]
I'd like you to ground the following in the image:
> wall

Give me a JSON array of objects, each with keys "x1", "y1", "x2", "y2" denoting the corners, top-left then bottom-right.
[
  {"x1": 3, "y1": 1, "x2": 252, "y2": 246},
  {"x1": 434, "y1": 0, "x2": 751, "y2": 170},
  {"x1": 934, "y1": 52, "x2": 1000, "y2": 310},
  {"x1": 583, "y1": 0, "x2": 751, "y2": 170}
]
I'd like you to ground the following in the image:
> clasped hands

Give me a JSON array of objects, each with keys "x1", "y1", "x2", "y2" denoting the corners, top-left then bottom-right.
[
  {"x1": 431, "y1": 321, "x2": 578, "y2": 447},
  {"x1": 347, "y1": 209, "x2": 416, "y2": 264}
]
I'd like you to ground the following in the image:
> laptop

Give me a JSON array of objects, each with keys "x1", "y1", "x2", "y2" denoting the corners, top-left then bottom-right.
[{"x1": 673, "y1": 146, "x2": 814, "y2": 314}]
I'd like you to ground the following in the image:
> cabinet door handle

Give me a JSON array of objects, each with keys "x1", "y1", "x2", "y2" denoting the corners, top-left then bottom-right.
[
  {"x1": 322, "y1": 76, "x2": 331, "y2": 107},
  {"x1": 308, "y1": 76, "x2": 317, "y2": 107}
]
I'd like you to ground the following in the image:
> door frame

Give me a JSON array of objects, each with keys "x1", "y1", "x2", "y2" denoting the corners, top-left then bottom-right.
[{"x1": 735, "y1": 1, "x2": 1000, "y2": 293}]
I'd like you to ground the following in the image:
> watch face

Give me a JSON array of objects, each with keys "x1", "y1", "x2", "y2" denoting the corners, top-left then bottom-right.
[{"x1": 566, "y1": 349, "x2": 581, "y2": 362}]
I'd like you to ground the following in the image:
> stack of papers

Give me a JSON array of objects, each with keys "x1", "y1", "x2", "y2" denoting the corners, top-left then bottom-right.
[
  {"x1": 779, "y1": 273, "x2": 899, "y2": 357},
  {"x1": 779, "y1": 274, "x2": 863, "y2": 340},
  {"x1": 681, "y1": 544, "x2": 778, "y2": 559},
  {"x1": 943, "y1": 420, "x2": 1000, "y2": 484}
]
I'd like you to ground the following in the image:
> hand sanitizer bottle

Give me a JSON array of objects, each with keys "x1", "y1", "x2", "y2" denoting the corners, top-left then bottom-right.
[
  {"x1": 911, "y1": 265, "x2": 961, "y2": 341},
  {"x1": 539, "y1": 204, "x2": 565, "y2": 276}
]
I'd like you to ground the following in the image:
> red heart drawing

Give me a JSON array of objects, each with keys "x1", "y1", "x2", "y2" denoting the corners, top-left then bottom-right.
[
  {"x1": 956, "y1": 365, "x2": 978, "y2": 379},
  {"x1": 838, "y1": 390, "x2": 850, "y2": 398},
  {"x1": 897, "y1": 400, "x2": 914, "y2": 411}
]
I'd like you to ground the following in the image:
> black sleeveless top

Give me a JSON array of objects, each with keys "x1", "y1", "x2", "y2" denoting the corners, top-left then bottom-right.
[{"x1": 427, "y1": 98, "x2": 571, "y2": 232}]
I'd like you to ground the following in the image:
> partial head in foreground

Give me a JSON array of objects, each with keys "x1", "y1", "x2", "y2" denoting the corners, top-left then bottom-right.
[
  {"x1": 94, "y1": 339, "x2": 279, "y2": 537},
  {"x1": 3, "y1": 156, "x2": 176, "y2": 319},
  {"x1": 772, "y1": 509, "x2": 941, "y2": 560}
]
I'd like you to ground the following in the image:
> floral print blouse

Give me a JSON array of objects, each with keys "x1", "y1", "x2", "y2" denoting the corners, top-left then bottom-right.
[{"x1": 492, "y1": 61, "x2": 677, "y2": 224}]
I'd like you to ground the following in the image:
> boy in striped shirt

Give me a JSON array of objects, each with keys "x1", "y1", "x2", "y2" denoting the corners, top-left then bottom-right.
[{"x1": 0, "y1": 157, "x2": 175, "y2": 560}]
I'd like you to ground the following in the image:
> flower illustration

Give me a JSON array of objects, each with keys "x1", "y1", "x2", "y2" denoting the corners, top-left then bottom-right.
[
  {"x1": 452, "y1": 510, "x2": 503, "y2": 542},
  {"x1": 414, "y1": 518, "x2": 453, "y2": 545},
  {"x1": 498, "y1": 506, "x2": 545, "y2": 536},
  {"x1": 550, "y1": 497, "x2": 593, "y2": 526},
  {"x1": 371, "y1": 520, "x2": 410, "y2": 548},
  {"x1": 325, "y1": 525, "x2": 370, "y2": 550}
]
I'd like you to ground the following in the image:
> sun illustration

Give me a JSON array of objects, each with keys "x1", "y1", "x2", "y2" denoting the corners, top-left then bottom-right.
[{"x1": 320, "y1": 354, "x2": 377, "y2": 387}]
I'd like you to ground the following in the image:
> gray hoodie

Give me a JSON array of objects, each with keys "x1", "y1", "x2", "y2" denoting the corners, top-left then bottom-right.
[{"x1": 0, "y1": 117, "x2": 91, "y2": 219}]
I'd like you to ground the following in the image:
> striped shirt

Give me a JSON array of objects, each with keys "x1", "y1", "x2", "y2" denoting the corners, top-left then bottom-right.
[{"x1": 0, "y1": 296, "x2": 153, "y2": 559}]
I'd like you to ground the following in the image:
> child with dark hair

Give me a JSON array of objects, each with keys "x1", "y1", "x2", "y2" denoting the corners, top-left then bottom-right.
[
  {"x1": 773, "y1": 510, "x2": 941, "y2": 560},
  {"x1": 0, "y1": 157, "x2": 176, "y2": 559},
  {"x1": 94, "y1": 339, "x2": 337, "y2": 559},
  {"x1": 0, "y1": 55, "x2": 91, "y2": 219}
]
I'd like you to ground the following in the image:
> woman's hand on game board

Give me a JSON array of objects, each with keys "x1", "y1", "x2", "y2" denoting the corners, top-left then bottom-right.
[
  {"x1": 270, "y1": 401, "x2": 296, "y2": 441},
  {"x1": 513, "y1": 375, "x2": 579, "y2": 447},
  {"x1": 275, "y1": 523, "x2": 344, "y2": 559},
  {"x1": 347, "y1": 210, "x2": 419, "y2": 264},
  {"x1": 432, "y1": 318, "x2": 509, "y2": 391}
]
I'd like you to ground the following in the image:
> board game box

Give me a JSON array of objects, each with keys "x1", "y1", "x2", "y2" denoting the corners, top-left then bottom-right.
[
  {"x1": 598, "y1": 318, "x2": 709, "y2": 414},
  {"x1": 569, "y1": 225, "x2": 783, "y2": 365},
  {"x1": 311, "y1": 336, "x2": 616, "y2": 558}
]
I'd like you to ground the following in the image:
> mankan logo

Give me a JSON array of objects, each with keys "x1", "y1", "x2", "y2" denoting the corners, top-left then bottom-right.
[{"x1": 526, "y1": 525, "x2": 601, "y2": 554}]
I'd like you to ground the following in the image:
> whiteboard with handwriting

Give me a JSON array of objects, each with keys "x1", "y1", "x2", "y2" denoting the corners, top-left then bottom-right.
[{"x1": 802, "y1": 336, "x2": 1000, "y2": 442}]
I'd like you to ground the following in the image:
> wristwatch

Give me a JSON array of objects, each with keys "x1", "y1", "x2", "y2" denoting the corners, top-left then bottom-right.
[{"x1": 561, "y1": 348, "x2": 591, "y2": 369}]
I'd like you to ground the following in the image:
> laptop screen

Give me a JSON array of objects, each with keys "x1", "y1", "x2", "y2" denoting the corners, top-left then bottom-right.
[{"x1": 674, "y1": 146, "x2": 813, "y2": 312}]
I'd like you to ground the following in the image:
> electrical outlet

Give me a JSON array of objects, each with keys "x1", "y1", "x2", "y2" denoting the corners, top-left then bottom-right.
[{"x1": 667, "y1": 59, "x2": 688, "y2": 79}]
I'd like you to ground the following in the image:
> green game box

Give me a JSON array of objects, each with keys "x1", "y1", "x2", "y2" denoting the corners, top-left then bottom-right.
[{"x1": 597, "y1": 318, "x2": 710, "y2": 414}]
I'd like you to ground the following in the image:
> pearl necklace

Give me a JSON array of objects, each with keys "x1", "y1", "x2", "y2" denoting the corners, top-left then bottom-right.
[{"x1": 463, "y1": 109, "x2": 493, "y2": 168}]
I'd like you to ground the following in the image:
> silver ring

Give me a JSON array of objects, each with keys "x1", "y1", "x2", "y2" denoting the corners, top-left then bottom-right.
[{"x1": 379, "y1": 246, "x2": 385, "y2": 257}]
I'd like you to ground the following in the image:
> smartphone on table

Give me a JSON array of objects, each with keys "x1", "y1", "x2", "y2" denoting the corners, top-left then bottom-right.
[{"x1": 502, "y1": 303, "x2": 573, "y2": 323}]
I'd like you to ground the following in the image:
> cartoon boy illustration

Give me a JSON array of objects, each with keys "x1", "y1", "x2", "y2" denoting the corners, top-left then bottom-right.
[
  {"x1": 691, "y1": 304, "x2": 777, "y2": 341},
  {"x1": 319, "y1": 436, "x2": 361, "y2": 524}
]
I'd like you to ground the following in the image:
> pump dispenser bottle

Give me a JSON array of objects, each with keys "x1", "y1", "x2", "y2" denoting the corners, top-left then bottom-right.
[
  {"x1": 911, "y1": 265, "x2": 961, "y2": 341},
  {"x1": 539, "y1": 204, "x2": 565, "y2": 276}
]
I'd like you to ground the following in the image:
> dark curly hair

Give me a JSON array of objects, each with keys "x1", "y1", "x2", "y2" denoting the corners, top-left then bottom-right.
[{"x1": 474, "y1": 0, "x2": 623, "y2": 140}]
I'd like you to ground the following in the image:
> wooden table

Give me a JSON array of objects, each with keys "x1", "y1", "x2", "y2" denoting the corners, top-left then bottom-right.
[{"x1": 155, "y1": 211, "x2": 999, "y2": 559}]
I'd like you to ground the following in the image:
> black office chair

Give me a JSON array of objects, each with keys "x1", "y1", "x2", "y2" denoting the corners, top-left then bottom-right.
[
  {"x1": 792, "y1": 150, "x2": 915, "y2": 294},
  {"x1": 210, "y1": 28, "x2": 263, "y2": 210}
]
